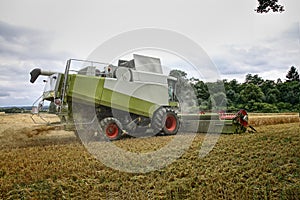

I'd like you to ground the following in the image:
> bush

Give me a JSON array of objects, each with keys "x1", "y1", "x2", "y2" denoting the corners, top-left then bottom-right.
[
  {"x1": 276, "y1": 102, "x2": 293, "y2": 112},
  {"x1": 252, "y1": 102, "x2": 279, "y2": 113}
]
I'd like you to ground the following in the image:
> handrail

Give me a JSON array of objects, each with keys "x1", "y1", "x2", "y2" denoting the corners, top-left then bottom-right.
[
  {"x1": 59, "y1": 59, "x2": 111, "y2": 114},
  {"x1": 59, "y1": 59, "x2": 71, "y2": 113}
]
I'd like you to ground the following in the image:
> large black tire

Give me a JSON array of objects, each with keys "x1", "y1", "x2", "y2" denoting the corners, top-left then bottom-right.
[
  {"x1": 152, "y1": 107, "x2": 180, "y2": 136},
  {"x1": 163, "y1": 108, "x2": 180, "y2": 135},
  {"x1": 151, "y1": 107, "x2": 167, "y2": 135},
  {"x1": 100, "y1": 117, "x2": 123, "y2": 141}
]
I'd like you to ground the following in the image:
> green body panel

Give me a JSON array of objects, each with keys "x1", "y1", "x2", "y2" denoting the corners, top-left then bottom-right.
[
  {"x1": 67, "y1": 74, "x2": 104, "y2": 104},
  {"x1": 55, "y1": 74, "x2": 64, "y2": 98},
  {"x1": 43, "y1": 91, "x2": 55, "y2": 100},
  {"x1": 66, "y1": 74, "x2": 159, "y2": 117},
  {"x1": 168, "y1": 101, "x2": 179, "y2": 107},
  {"x1": 99, "y1": 87, "x2": 159, "y2": 117}
]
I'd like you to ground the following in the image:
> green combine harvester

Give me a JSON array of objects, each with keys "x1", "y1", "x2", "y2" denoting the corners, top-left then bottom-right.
[{"x1": 30, "y1": 54, "x2": 253, "y2": 140}]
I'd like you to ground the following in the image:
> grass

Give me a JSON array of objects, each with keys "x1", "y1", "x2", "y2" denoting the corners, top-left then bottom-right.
[{"x1": 0, "y1": 114, "x2": 299, "y2": 199}]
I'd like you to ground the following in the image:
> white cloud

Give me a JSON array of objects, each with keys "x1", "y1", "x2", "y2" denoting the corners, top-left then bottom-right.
[
  {"x1": 213, "y1": 22, "x2": 300, "y2": 82},
  {"x1": 0, "y1": 0, "x2": 299, "y2": 105},
  {"x1": 0, "y1": 21, "x2": 73, "y2": 106}
]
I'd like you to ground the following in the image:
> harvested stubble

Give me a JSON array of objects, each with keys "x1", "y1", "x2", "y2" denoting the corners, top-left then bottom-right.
[{"x1": 0, "y1": 113, "x2": 300, "y2": 199}]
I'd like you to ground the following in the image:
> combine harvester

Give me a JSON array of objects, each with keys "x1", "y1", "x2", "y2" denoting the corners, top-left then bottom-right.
[{"x1": 29, "y1": 54, "x2": 254, "y2": 140}]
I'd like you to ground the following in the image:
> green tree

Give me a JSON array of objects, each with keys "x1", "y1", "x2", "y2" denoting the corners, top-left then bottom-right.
[
  {"x1": 276, "y1": 78, "x2": 282, "y2": 84},
  {"x1": 265, "y1": 88, "x2": 280, "y2": 104},
  {"x1": 226, "y1": 89, "x2": 237, "y2": 105},
  {"x1": 169, "y1": 69, "x2": 197, "y2": 112},
  {"x1": 228, "y1": 79, "x2": 241, "y2": 93},
  {"x1": 260, "y1": 80, "x2": 276, "y2": 94},
  {"x1": 193, "y1": 80, "x2": 209, "y2": 100},
  {"x1": 277, "y1": 81, "x2": 300, "y2": 106},
  {"x1": 211, "y1": 92, "x2": 227, "y2": 110},
  {"x1": 171, "y1": 68, "x2": 299, "y2": 113},
  {"x1": 240, "y1": 83, "x2": 265, "y2": 104},
  {"x1": 255, "y1": 0, "x2": 284, "y2": 13},
  {"x1": 206, "y1": 80, "x2": 225, "y2": 94},
  {"x1": 169, "y1": 69, "x2": 187, "y2": 79},
  {"x1": 252, "y1": 102, "x2": 279, "y2": 113},
  {"x1": 224, "y1": 79, "x2": 242, "y2": 109},
  {"x1": 276, "y1": 102, "x2": 292, "y2": 112},
  {"x1": 245, "y1": 74, "x2": 264, "y2": 86},
  {"x1": 286, "y1": 66, "x2": 300, "y2": 82},
  {"x1": 260, "y1": 80, "x2": 280, "y2": 104}
]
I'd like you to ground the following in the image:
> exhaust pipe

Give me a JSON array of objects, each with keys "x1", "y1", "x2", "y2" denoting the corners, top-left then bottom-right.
[{"x1": 30, "y1": 68, "x2": 56, "y2": 83}]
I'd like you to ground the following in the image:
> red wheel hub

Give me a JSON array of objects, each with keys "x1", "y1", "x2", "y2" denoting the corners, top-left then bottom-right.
[
  {"x1": 106, "y1": 123, "x2": 119, "y2": 139},
  {"x1": 165, "y1": 114, "x2": 177, "y2": 132}
]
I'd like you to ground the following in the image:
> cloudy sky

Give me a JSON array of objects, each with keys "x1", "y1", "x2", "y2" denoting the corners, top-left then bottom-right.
[{"x1": 0, "y1": 0, "x2": 299, "y2": 106}]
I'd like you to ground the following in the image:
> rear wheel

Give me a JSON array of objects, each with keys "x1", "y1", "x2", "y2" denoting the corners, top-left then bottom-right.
[
  {"x1": 100, "y1": 117, "x2": 123, "y2": 140},
  {"x1": 152, "y1": 107, "x2": 180, "y2": 135},
  {"x1": 163, "y1": 109, "x2": 180, "y2": 135}
]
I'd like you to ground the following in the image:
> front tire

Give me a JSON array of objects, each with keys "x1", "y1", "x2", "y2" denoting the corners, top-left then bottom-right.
[
  {"x1": 152, "y1": 107, "x2": 180, "y2": 135},
  {"x1": 100, "y1": 117, "x2": 123, "y2": 141},
  {"x1": 163, "y1": 109, "x2": 180, "y2": 135}
]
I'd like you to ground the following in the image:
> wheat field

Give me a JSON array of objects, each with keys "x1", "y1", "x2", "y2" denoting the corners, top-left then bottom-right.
[{"x1": 0, "y1": 113, "x2": 299, "y2": 199}]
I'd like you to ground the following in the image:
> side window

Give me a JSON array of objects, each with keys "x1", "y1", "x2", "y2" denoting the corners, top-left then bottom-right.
[{"x1": 168, "y1": 79, "x2": 177, "y2": 101}]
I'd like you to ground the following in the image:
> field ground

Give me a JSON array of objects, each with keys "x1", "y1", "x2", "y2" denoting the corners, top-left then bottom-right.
[{"x1": 0, "y1": 113, "x2": 299, "y2": 199}]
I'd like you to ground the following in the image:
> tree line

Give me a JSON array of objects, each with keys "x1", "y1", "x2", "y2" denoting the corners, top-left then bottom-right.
[{"x1": 170, "y1": 66, "x2": 300, "y2": 113}]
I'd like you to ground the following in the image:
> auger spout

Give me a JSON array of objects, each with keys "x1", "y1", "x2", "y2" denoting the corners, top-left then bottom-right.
[{"x1": 30, "y1": 68, "x2": 57, "y2": 83}]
